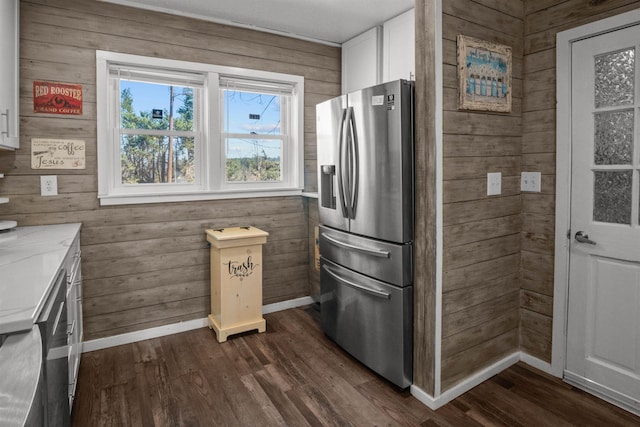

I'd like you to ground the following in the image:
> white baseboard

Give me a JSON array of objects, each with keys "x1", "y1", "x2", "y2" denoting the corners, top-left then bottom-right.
[
  {"x1": 82, "y1": 296, "x2": 315, "y2": 353},
  {"x1": 82, "y1": 317, "x2": 209, "y2": 353},
  {"x1": 520, "y1": 352, "x2": 553, "y2": 376},
  {"x1": 263, "y1": 296, "x2": 315, "y2": 314},
  {"x1": 410, "y1": 351, "x2": 554, "y2": 410},
  {"x1": 411, "y1": 352, "x2": 521, "y2": 410},
  {"x1": 409, "y1": 384, "x2": 438, "y2": 410}
]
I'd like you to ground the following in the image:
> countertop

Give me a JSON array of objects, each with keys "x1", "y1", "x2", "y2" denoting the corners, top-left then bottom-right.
[{"x1": 0, "y1": 223, "x2": 81, "y2": 334}]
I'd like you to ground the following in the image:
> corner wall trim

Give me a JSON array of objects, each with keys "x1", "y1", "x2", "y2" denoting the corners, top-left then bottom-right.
[{"x1": 82, "y1": 296, "x2": 315, "y2": 353}]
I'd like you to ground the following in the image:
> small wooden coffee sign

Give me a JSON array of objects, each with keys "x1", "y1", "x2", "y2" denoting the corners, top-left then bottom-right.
[{"x1": 31, "y1": 138, "x2": 86, "y2": 170}]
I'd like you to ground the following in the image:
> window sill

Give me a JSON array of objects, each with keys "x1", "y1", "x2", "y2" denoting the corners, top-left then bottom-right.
[{"x1": 98, "y1": 188, "x2": 303, "y2": 206}]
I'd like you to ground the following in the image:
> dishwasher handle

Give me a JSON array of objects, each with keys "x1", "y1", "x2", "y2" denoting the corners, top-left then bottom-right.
[
  {"x1": 322, "y1": 264, "x2": 391, "y2": 299},
  {"x1": 322, "y1": 232, "x2": 391, "y2": 258}
]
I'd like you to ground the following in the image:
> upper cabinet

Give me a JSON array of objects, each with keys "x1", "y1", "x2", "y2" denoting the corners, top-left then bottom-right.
[
  {"x1": 0, "y1": 0, "x2": 19, "y2": 151},
  {"x1": 341, "y1": 27, "x2": 381, "y2": 95},
  {"x1": 382, "y1": 9, "x2": 415, "y2": 83},
  {"x1": 342, "y1": 9, "x2": 415, "y2": 94}
]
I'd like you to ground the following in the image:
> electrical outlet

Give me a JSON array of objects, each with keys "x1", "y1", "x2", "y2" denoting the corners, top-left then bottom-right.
[
  {"x1": 40, "y1": 175, "x2": 58, "y2": 196},
  {"x1": 487, "y1": 172, "x2": 501, "y2": 196},
  {"x1": 521, "y1": 171, "x2": 541, "y2": 192}
]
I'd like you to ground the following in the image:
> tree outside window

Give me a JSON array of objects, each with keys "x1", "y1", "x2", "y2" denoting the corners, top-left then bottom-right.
[{"x1": 119, "y1": 81, "x2": 196, "y2": 185}]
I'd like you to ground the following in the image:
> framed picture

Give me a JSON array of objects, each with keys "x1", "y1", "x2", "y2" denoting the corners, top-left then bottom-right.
[{"x1": 457, "y1": 35, "x2": 512, "y2": 112}]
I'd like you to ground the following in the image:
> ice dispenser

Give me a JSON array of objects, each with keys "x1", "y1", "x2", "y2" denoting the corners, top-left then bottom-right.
[{"x1": 320, "y1": 165, "x2": 336, "y2": 209}]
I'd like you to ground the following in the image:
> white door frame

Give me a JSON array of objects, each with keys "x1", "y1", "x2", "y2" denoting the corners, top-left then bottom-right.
[{"x1": 553, "y1": 8, "x2": 640, "y2": 378}]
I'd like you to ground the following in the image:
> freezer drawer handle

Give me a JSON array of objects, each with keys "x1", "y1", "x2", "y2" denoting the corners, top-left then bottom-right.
[
  {"x1": 322, "y1": 264, "x2": 391, "y2": 299},
  {"x1": 322, "y1": 233, "x2": 390, "y2": 258}
]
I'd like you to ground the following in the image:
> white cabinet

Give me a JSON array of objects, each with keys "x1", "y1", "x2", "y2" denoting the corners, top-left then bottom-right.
[
  {"x1": 382, "y1": 9, "x2": 415, "y2": 83},
  {"x1": 341, "y1": 27, "x2": 381, "y2": 94},
  {"x1": 341, "y1": 9, "x2": 415, "y2": 94},
  {"x1": 64, "y1": 233, "x2": 83, "y2": 411},
  {"x1": 0, "y1": 0, "x2": 19, "y2": 150}
]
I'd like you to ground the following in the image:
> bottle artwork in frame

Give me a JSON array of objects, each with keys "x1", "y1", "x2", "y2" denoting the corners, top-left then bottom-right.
[{"x1": 457, "y1": 35, "x2": 512, "y2": 112}]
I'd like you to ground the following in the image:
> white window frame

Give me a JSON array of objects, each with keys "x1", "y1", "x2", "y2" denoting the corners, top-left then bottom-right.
[{"x1": 96, "y1": 51, "x2": 304, "y2": 205}]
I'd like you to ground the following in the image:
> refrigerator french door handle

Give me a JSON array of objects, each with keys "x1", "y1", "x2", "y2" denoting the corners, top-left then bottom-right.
[
  {"x1": 322, "y1": 232, "x2": 391, "y2": 258},
  {"x1": 337, "y1": 108, "x2": 349, "y2": 218},
  {"x1": 348, "y1": 107, "x2": 359, "y2": 219},
  {"x1": 343, "y1": 107, "x2": 354, "y2": 219},
  {"x1": 322, "y1": 264, "x2": 391, "y2": 299}
]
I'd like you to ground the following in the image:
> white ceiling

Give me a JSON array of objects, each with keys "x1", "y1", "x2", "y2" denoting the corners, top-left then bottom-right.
[{"x1": 99, "y1": 0, "x2": 414, "y2": 45}]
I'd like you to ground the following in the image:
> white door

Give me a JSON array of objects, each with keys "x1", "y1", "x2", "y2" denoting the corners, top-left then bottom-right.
[{"x1": 567, "y1": 24, "x2": 640, "y2": 414}]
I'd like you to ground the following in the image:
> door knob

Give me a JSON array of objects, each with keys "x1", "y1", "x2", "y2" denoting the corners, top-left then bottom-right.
[{"x1": 575, "y1": 231, "x2": 597, "y2": 245}]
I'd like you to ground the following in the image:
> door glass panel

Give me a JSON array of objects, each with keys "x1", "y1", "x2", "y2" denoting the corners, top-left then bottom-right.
[
  {"x1": 594, "y1": 109, "x2": 633, "y2": 165},
  {"x1": 593, "y1": 170, "x2": 632, "y2": 224},
  {"x1": 594, "y1": 48, "x2": 635, "y2": 108}
]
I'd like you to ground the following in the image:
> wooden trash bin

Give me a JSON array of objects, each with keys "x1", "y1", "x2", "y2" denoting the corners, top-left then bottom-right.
[{"x1": 205, "y1": 226, "x2": 269, "y2": 343}]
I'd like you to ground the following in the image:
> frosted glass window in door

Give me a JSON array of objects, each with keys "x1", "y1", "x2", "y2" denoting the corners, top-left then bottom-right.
[
  {"x1": 594, "y1": 109, "x2": 633, "y2": 165},
  {"x1": 593, "y1": 171, "x2": 632, "y2": 224},
  {"x1": 594, "y1": 48, "x2": 635, "y2": 108}
]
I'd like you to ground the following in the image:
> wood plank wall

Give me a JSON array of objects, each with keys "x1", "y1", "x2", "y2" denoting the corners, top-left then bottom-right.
[
  {"x1": 0, "y1": 0, "x2": 340, "y2": 341},
  {"x1": 440, "y1": 0, "x2": 524, "y2": 391},
  {"x1": 413, "y1": 0, "x2": 438, "y2": 395},
  {"x1": 521, "y1": 0, "x2": 640, "y2": 361}
]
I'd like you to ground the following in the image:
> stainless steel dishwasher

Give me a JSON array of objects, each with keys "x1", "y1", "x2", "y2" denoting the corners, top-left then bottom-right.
[{"x1": 37, "y1": 270, "x2": 70, "y2": 427}]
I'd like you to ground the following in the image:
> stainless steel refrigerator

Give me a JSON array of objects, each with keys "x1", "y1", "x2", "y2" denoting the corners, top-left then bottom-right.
[{"x1": 316, "y1": 79, "x2": 414, "y2": 388}]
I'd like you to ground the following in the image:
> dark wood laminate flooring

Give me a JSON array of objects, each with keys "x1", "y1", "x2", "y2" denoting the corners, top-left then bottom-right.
[{"x1": 71, "y1": 306, "x2": 640, "y2": 426}]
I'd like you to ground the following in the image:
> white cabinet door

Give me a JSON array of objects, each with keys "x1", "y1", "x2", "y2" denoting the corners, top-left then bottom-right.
[
  {"x1": 342, "y1": 27, "x2": 381, "y2": 94},
  {"x1": 0, "y1": 0, "x2": 19, "y2": 150},
  {"x1": 65, "y1": 235, "x2": 82, "y2": 411},
  {"x1": 383, "y1": 9, "x2": 415, "y2": 83}
]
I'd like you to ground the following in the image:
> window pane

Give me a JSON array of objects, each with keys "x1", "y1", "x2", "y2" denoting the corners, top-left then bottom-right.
[
  {"x1": 225, "y1": 138, "x2": 282, "y2": 182},
  {"x1": 121, "y1": 135, "x2": 195, "y2": 184},
  {"x1": 121, "y1": 80, "x2": 194, "y2": 131},
  {"x1": 594, "y1": 109, "x2": 633, "y2": 165},
  {"x1": 593, "y1": 170, "x2": 632, "y2": 224},
  {"x1": 594, "y1": 48, "x2": 635, "y2": 108},
  {"x1": 223, "y1": 89, "x2": 282, "y2": 135}
]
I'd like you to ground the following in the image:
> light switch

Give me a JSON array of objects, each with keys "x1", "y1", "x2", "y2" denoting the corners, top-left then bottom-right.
[
  {"x1": 521, "y1": 172, "x2": 541, "y2": 192},
  {"x1": 487, "y1": 172, "x2": 501, "y2": 196}
]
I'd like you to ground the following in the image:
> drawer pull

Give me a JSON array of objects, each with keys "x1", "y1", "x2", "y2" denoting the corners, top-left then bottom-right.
[
  {"x1": 322, "y1": 233, "x2": 390, "y2": 258},
  {"x1": 67, "y1": 319, "x2": 76, "y2": 336},
  {"x1": 322, "y1": 264, "x2": 391, "y2": 299},
  {"x1": 52, "y1": 301, "x2": 65, "y2": 336}
]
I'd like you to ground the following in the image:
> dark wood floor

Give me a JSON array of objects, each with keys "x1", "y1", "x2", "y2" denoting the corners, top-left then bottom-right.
[{"x1": 71, "y1": 306, "x2": 640, "y2": 426}]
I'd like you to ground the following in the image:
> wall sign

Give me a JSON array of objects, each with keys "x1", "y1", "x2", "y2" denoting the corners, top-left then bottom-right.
[
  {"x1": 31, "y1": 138, "x2": 86, "y2": 169},
  {"x1": 33, "y1": 81, "x2": 83, "y2": 115},
  {"x1": 457, "y1": 35, "x2": 512, "y2": 112}
]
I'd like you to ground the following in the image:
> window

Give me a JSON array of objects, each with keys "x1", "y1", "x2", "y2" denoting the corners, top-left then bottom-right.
[{"x1": 96, "y1": 51, "x2": 304, "y2": 205}]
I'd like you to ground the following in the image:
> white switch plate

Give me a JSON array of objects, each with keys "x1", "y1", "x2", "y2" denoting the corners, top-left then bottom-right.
[
  {"x1": 487, "y1": 172, "x2": 501, "y2": 196},
  {"x1": 40, "y1": 175, "x2": 58, "y2": 196},
  {"x1": 521, "y1": 171, "x2": 541, "y2": 192}
]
